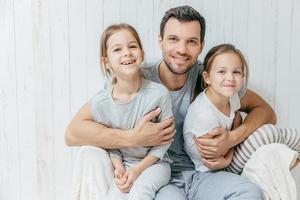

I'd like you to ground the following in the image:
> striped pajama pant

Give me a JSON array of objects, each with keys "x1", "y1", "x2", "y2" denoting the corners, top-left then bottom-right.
[{"x1": 225, "y1": 124, "x2": 300, "y2": 174}]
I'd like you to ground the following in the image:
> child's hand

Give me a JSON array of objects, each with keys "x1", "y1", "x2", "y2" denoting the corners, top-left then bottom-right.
[
  {"x1": 114, "y1": 167, "x2": 126, "y2": 179},
  {"x1": 202, "y1": 148, "x2": 235, "y2": 170},
  {"x1": 114, "y1": 166, "x2": 128, "y2": 192},
  {"x1": 117, "y1": 166, "x2": 142, "y2": 193}
]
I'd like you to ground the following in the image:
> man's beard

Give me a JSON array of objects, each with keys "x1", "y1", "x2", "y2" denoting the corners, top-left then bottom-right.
[{"x1": 164, "y1": 59, "x2": 193, "y2": 75}]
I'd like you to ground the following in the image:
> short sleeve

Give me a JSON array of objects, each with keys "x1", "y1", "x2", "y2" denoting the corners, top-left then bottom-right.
[
  {"x1": 157, "y1": 89, "x2": 173, "y2": 121},
  {"x1": 184, "y1": 112, "x2": 220, "y2": 138},
  {"x1": 147, "y1": 86, "x2": 173, "y2": 160}
]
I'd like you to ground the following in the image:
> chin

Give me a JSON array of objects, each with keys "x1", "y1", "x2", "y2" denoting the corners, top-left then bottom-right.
[{"x1": 169, "y1": 64, "x2": 193, "y2": 75}]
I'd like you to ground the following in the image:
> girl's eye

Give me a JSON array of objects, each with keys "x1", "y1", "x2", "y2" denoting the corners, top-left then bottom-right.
[
  {"x1": 233, "y1": 70, "x2": 242, "y2": 75},
  {"x1": 218, "y1": 70, "x2": 225, "y2": 74},
  {"x1": 129, "y1": 45, "x2": 138, "y2": 49},
  {"x1": 113, "y1": 48, "x2": 121, "y2": 52}
]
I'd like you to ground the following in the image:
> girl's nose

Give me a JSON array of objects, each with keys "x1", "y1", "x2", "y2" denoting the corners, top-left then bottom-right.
[
  {"x1": 123, "y1": 48, "x2": 131, "y2": 56},
  {"x1": 226, "y1": 73, "x2": 234, "y2": 80}
]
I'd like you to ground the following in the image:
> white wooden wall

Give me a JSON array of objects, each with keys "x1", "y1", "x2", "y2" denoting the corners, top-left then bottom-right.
[{"x1": 1, "y1": 0, "x2": 299, "y2": 199}]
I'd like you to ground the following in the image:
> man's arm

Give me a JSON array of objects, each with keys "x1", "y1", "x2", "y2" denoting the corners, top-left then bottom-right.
[
  {"x1": 65, "y1": 104, "x2": 176, "y2": 149},
  {"x1": 229, "y1": 89, "x2": 277, "y2": 146},
  {"x1": 195, "y1": 89, "x2": 277, "y2": 158}
]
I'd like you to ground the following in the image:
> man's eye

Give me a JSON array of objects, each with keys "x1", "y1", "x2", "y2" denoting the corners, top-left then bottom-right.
[{"x1": 188, "y1": 40, "x2": 198, "y2": 45}]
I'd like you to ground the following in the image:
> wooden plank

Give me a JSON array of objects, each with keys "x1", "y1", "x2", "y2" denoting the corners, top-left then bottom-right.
[
  {"x1": 86, "y1": 0, "x2": 105, "y2": 97},
  {"x1": 243, "y1": 0, "x2": 276, "y2": 106},
  {"x1": 103, "y1": 0, "x2": 121, "y2": 27},
  {"x1": 134, "y1": 0, "x2": 155, "y2": 60},
  {"x1": 286, "y1": 0, "x2": 300, "y2": 127},
  {"x1": 68, "y1": 0, "x2": 91, "y2": 117},
  {"x1": 13, "y1": 0, "x2": 40, "y2": 199},
  {"x1": 197, "y1": 0, "x2": 219, "y2": 59},
  {"x1": 48, "y1": 0, "x2": 73, "y2": 199},
  {"x1": 274, "y1": 0, "x2": 293, "y2": 126},
  {"x1": 0, "y1": 1, "x2": 21, "y2": 199},
  {"x1": 31, "y1": 0, "x2": 55, "y2": 199}
]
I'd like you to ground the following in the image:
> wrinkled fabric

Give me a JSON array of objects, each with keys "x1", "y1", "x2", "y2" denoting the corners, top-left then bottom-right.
[{"x1": 242, "y1": 144, "x2": 298, "y2": 200}]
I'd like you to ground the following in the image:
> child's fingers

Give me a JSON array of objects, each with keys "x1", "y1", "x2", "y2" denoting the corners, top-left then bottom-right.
[{"x1": 119, "y1": 180, "x2": 133, "y2": 192}]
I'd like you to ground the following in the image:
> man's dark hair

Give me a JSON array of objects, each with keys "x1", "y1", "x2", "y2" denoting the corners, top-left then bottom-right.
[{"x1": 160, "y1": 5, "x2": 206, "y2": 42}]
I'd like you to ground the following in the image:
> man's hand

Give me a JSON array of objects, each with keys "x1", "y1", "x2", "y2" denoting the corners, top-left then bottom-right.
[
  {"x1": 202, "y1": 148, "x2": 235, "y2": 170},
  {"x1": 131, "y1": 108, "x2": 175, "y2": 147},
  {"x1": 194, "y1": 127, "x2": 233, "y2": 158}
]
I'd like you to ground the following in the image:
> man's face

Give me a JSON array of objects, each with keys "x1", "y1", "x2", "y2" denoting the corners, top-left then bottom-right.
[{"x1": 159, "y1": 18, "x2": 204, "y2": 75}]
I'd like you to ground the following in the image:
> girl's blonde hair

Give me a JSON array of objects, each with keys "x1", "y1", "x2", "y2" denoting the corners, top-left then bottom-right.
[
  {"x1": 202, "y1": 43, "x2": 249, "y2": 89},
  {"x1": 100, "y1": 23, "x2": 143, "y2": 83}
]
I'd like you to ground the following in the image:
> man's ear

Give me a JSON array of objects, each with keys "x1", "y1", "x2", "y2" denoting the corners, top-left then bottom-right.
[
  {"x1": 158, "y1": 35, "x2": 163, "y2": 50},
  {"x1": 199, "y1": 40, "x2": 205, "y2": 54},
  {"x1": 202, "y1": 70, "x2": 210, "y2": 85}
]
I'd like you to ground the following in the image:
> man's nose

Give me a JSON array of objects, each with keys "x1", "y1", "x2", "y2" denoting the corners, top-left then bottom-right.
[{"x1": 177, "y1": 41, "x2": 188, "y2": 54}]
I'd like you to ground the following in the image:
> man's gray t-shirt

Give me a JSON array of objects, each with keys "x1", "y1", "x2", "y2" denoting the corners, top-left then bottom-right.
[
  {"x1": 141, "y1": 61, "x2": 203, "y2": 173},
  {"x1": 89, "y1": 79, "x2": 173, "y2": 166}
]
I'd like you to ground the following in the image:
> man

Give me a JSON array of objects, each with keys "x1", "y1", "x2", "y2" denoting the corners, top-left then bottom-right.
[{"x1": 66, "y1": 6, "x2": 276, "y2": 200}]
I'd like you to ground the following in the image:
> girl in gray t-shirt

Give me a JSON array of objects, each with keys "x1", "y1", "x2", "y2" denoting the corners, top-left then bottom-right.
[
  {"x1": 92, "y1": 23, "x2": 173, "y2": 200},
  {"x1": 184, "y1": 44, "x2": 299, "y2": 174}
]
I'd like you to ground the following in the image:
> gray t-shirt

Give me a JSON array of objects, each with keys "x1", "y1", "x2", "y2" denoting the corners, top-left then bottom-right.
[
  {"x1": 141, "y1": 60, "x2": 203, "y2": 173},
  {"x1": 89, "y1": 79, "x2": 173, "y2": 166},
  {"x1": 183, "y1": 91, "x2": 240, "y2": 172}
]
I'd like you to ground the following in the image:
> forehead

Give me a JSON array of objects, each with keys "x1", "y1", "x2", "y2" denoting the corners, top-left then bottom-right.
[
  {"x1": 107, "y1": 29, "x2": 138, "y2": 47},
  {"x1": 163, "y1": 17, "x2": 201, "y2": 39},
  {"x1": 212, "y1": 52, "x2": 243, "y2": 68}
]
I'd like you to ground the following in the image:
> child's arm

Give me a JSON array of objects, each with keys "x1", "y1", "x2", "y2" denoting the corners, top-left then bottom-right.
[
  {"x1": 110, "y1": 156, "x2": 125, "y2": 179},
  {"x1": 118, "y1": 155, "x2": 159, "y2": 193}
]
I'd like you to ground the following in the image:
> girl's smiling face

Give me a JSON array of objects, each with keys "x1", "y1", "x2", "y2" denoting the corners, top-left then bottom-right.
[
  {"x1": 203, "y1": 52, "x2": 244, "y2": 98},
  {"x1": 103, "y1": 29, "x2": 144, "y2": 81}
]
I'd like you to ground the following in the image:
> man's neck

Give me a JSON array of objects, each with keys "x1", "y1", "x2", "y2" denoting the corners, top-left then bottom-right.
[{"x1": 158, "y1": 61, "x2": 189, "y2": 91}]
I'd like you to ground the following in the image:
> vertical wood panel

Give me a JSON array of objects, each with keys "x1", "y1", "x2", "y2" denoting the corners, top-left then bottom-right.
[
  {"x1": 135, "y1": 0, "x2": 155, "y2": 59},
  {"x1": 0, "y1": 0, "x2": 21, "y2": 199},
  {"x1": 247, "y1": 0, "x2": 277, "y2": 105},
  {"x1": 103, "y1": 0, "x2": 121, "y2": 27},
  {"x1": 14, "y1": 0, "x2": 39, "y2": 199},
  {"x1": 48, "y1": 0, "x2": 73, "y2": 199},
  {"x1": 31, "y1": 0, "x2": 55, "y2": 199},
  {"x1": 275, "y1": 0, "x2": 293, "y2": 126},
  {"x1": 86, "y1": 0, "x2": 104, "y2": 97},
  {"x1": 68, "y1": 0, "x2": 88, "y2": 116},
  {"x1": 285, "y1": 0, "x2": 300, "y2": 127}
]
